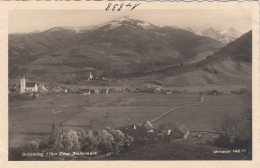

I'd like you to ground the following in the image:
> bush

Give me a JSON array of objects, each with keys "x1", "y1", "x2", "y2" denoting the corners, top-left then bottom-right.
[
  {"x1": 19, "y1": 128, "x2": 134, "y2": 156},
  {"x1": 80, "y1": 130, "x2": 99, "y2": 151},
  {"x1": 63, "y1": 130, "x2": 81, "y2": 150},
  {"x1": 25, "y1": 139, "x2": 40, "y2": 150}
]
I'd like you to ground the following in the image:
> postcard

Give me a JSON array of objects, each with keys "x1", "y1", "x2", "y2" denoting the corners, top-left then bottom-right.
[{"x1": 0, "y1": 1, "x2": 259, "y2": 168}]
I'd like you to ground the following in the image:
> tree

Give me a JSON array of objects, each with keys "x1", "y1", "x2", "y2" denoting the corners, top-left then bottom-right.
[
  {"x1": 63, "y1": 130, "x2": 80, "y2": 150},
  {"x1": 96, "y1": 130, "x2": 114, "y2": 154},
  {"x1": 80, "y1": 130, "x2": 98, "y2": 151},
  {"x1": 106, "y1": 127, "x2": 126, "y2": 150},
  {"x1": 214, "y1": 112, "x2": 250, "y2": 148}
]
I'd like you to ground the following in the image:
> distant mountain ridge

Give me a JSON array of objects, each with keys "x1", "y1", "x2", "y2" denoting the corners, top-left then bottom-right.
[
  {"x1": 184, "y1": 27, "x2": 243, "y2": 44},
  {"x1": 35, "y1": 16, "x2": 157, "y2": 34},
  {"x1": 9, "y1": 16, "x2": 223, "y2": 82}
]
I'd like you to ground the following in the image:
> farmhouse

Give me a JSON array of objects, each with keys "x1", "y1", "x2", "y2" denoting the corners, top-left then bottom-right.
[
  {"x1": 166, "y1": 90, "x2": 172, "y2": 94},
  {"x1": 158, "y1": 124, "x2": 173, "y2": 136},
  {"x1": 157, "y1": 123, "x2": 184, "y2": 140},
  {"x1": 144, "y1": 120, "x2": 154, "y2": 132},
  {"x1": 178, "y1": 124, "x2": 190, "y2": 139},
  {"x1": 94, "y1": 89, "x2": 100, "y2": 94},
  {"x1": 154, "y1": 87, "x2": 161, "y2": 93}
]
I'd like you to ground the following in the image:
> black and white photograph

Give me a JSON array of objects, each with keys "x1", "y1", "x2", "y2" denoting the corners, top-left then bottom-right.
[{"x1": 7, "y1": 8, "x2": 254, "y2": 161}]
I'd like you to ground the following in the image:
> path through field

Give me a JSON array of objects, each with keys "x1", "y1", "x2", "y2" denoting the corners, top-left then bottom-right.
[{"x1": 150, "y1": 96, "x2": 204, "y2": 123}]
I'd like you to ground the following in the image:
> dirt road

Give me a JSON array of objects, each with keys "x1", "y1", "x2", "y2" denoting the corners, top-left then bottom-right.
[{"x1": 150, "y1": 96, "x2": 204, "y2": 123}]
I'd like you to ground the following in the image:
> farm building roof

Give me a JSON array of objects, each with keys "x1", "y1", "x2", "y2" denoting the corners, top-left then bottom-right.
[
  {"x1": 144, "y1": 120, "x2": 153, "y2": 129},
  {"x1": 178, "y1": 124, "x2": 189, "y2": 134}
]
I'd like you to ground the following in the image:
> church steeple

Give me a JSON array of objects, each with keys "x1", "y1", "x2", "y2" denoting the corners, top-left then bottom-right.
[{"x1": 20, "y1": 77, "x2": 26, "y2": 93}]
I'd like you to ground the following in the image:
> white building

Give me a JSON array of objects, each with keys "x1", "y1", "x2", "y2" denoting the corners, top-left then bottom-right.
[
  {"x1": 20, "y1": 77, "x2": 38, "y2": 93},
  {"x1": 89, "y1": 72, "x2": 94, "y2": 80}
]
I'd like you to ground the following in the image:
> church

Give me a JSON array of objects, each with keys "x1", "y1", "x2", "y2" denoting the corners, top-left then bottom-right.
[{"x1": 20, "y1": 77, "x2": 38, "y2": 93}]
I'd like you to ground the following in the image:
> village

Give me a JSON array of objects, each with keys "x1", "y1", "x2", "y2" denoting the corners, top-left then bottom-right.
[
  {"x1": 8, "y1": 71, "x2": 248, "y2": 101},
  {"x1": 8, "y1": 73, "x2": 185, "y2": 96}
]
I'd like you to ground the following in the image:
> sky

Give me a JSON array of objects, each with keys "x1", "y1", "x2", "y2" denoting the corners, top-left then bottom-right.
[{"x1": 9, "y1": 9, "x2": 252, "y2": 33}]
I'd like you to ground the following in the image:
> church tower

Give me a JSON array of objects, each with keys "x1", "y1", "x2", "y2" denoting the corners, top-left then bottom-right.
[{"x1": 20, "y1": 77, "x2": 26, "y2": 93}]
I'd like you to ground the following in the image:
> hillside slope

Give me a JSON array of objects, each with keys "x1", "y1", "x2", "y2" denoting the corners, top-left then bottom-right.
[
  {"x1": 9, "y1": 17, "x2": 223, "y2": 82},
  {"x1": 161, "y1": 31, "x2": 252, "y2": 87}
]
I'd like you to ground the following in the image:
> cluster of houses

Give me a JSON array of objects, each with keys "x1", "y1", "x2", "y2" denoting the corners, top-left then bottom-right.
[
  {"x1": 43, "y1": 86, "x2": 167, "y2": 95},
  {"x1": 9, "y1": 76, "x2": 190, "y2": 96},
  {"x1": 56, "y1": 87, "x2": 188, "y2": 95},
  {"x1": 9, "y1": 79, "x2": 184, "y2": 96},
  {"x1": 88, "y1": 116, "x2": 227, "y2": 148},
  {"x1": 86, "y1": 116, "x2": 190, "y2": 143},
  {"x1": 118, "y1": 121, "x2": 190, "y2": 142},
  {"x1": 116, "y1": 121, "x2": 227, "y2": 146}
]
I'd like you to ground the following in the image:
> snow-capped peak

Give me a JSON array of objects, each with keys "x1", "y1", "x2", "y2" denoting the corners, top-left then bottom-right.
[
  {"x1": 182, "y1": 27, "x2": 243, "y2": 44},
  {"x1": 221, "y1": 27, "x2": 242, "y2": 38},
  {"x1": 105, "y1": 16, "x2": 156, "y2": 30},
  {"x1": 45, "y1": 27, "x2": 67, "y2": 32},
  {"x1": 113, "y1": 16, "x2": 132, "y2": 22},
  {"x1": 64, "y1": 26, "x2": 97, "y2": 33},
  {"x1": 136, "y1": 21, "x2": 156, "y2": 29}
]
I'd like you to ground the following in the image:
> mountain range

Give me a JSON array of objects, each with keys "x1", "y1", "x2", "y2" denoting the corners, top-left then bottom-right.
[
  {"x1": 184, "y1": 27, "x2": 243, "y2": 44},
  {"x1": 8, "y1": 16, "x2": 252, "y2": 87}
]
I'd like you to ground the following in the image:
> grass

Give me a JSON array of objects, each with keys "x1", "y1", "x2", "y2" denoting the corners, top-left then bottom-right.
[{"x1": 9, "y1": 93, "x2": 250, "y2": 149}]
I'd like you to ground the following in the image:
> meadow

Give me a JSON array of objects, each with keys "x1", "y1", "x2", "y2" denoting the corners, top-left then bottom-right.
[{"x1": 9, "y1": 93, "x2": 250, "y2": 148}]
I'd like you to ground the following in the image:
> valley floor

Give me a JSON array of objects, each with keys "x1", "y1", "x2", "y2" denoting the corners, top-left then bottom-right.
[{"x1": 8, "y1": 92, "x2": 251, "y2": 160}]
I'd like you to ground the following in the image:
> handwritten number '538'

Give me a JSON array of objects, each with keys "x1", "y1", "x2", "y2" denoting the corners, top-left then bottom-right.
[{"x1": 106, "y1": 3, "x2": 141, "y2": 11}]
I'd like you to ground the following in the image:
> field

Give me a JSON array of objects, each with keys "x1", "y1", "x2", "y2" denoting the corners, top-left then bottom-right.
[{"x1": 9, "y1": 93, "x2": 250, "y2": 148}]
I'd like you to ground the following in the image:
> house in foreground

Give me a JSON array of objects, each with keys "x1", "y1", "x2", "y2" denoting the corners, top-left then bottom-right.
[{"x1": 144, "y1": 120, "x2": 154, "y2": 133}]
